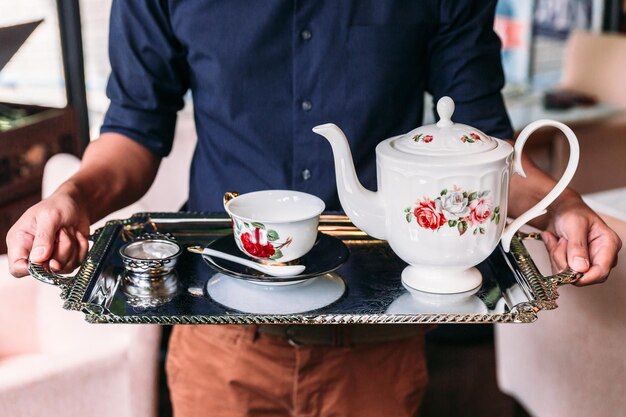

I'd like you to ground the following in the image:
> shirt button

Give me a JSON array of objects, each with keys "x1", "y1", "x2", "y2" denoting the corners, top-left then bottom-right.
[
  {"x1": 302, "y1": 169, "x2": 312, "y2": 181},
  {"x1": 301, "y1": 29, "x2": 312, "y2": 41},
  {"x1": 301, "y1": 100, "x2": 313, "y2": 112}
]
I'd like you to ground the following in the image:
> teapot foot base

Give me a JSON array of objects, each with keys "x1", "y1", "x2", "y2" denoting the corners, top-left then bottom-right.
[{"x1": 401, "y1": 266, "x2": 482, "y2": 294}]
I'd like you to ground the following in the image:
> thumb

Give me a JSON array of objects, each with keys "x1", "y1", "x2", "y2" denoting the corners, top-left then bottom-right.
[
  {"x1": 566, "y1": 231, "x2": 591, "y2": 273},
  {"x1": 29, "y1": 212, "x2": 62, "y2": 263}
]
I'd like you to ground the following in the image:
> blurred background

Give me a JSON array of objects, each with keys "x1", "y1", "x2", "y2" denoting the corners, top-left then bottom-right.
[{"x1": 1, "y1": 1, "x2": 626, "y2": 417}]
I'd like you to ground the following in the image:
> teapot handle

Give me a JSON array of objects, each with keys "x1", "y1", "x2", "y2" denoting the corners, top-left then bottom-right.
[{"x1": 500, "y1": 119, "x2": 580, "y2": 252}]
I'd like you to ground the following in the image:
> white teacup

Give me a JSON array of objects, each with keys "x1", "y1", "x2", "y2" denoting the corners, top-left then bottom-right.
[{"x1": 224, "y1": 190, "x2": 325, "y2": 263}]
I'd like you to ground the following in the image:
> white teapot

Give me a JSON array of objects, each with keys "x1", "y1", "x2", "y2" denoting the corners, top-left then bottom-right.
[{"x1": 313, "y1": 97, "x2": 579, "y2": 294}]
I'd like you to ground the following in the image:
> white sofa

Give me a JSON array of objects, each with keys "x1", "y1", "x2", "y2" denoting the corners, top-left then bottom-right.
[{"x1": 0, "y1": 109, "x2": 196, "y2": 417}]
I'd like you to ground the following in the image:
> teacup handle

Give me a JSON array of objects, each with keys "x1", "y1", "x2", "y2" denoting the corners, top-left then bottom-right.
[
  {"x1": 501, "y1": 119, "x2": 580, "y2": 252},
  {"x1": 223, "y1": 191, "x2": 239, "y2": 210}
]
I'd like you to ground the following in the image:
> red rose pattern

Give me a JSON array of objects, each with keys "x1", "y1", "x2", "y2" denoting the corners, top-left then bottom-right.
[
  {"x1": 240, "y1": 229, "x2": 275, "y2": 258},
  {"x1": 412, "y1": 133, "x2": 434, "y2": 144},
  {"x1": 405, "y1": 186, "x2": 500, "y2": 235},
  {"x1": 234, "y1": 221, "x2": 292, "y2": 260},
  {"x1": 461, "y1": 132, "x2": 482, "y2": 143},
  {"x1": 413, "y1": 199, "x2": 446, "y2": 231}
]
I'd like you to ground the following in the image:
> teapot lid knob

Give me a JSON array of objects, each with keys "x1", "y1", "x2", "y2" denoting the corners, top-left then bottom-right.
[
  {"x1": 393, "y1": 95, "x2": 496, "y2": 155},
  {"x1": 436, "y1": 96, "x2": 454, "y2": 128}
]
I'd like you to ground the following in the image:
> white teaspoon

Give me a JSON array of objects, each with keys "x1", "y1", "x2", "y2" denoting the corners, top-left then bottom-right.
[{"x1": 187, "y1": 246, "x2": 305, "y2": 277}]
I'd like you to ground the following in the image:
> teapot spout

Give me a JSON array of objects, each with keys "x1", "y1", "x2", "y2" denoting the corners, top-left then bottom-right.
[{"x1": 312, "y1": 123, "x2": 386, "y2": 240}]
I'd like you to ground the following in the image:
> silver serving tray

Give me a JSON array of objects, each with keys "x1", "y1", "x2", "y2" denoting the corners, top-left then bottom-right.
[{"x1": 28, "y1": 213, "x2": 579, "y2": 324}]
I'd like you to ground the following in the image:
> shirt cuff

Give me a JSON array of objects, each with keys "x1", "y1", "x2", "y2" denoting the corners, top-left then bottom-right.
[{"x1": 100, "y1": 103, "x2": 177, "y2": 157}]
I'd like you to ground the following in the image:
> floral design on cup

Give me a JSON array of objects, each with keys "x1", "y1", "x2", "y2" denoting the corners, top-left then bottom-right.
[
  {"x1": 460, "y1": 132, "x2": 481, "y2": 143},
  {"x1": 404, "y1": 185, "x2": 500, "y2": 235},
  {"x1": 412, "y1": 133, "x2": 434, "y2": 143},
  {"x1": 233, "y1": 218, "x2": 293, "y2": 260}
]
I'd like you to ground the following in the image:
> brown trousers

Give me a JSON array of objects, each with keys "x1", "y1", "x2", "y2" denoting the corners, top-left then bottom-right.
[{"x1": 166, "y1": 325, "x2": 428, "y2": 417}]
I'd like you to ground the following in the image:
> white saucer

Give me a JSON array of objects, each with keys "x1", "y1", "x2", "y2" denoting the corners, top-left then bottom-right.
[
  {"x1": 386, "y1": 285, "x2": 488, "y2": 315},
  {"x1": 206, "y1": 272, "x2": 346, "y2": 314}
]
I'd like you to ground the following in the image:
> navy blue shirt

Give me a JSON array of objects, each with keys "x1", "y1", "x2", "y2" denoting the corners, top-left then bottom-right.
[{"x1": 102, "y1": 0, "x2": 513, "y2": 212}]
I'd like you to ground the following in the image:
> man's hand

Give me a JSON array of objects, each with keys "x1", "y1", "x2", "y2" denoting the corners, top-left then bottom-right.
[
  {"x1": 6, "y1": 133, "x2": 161, "y2": 278},
  {"x1": 542, "y1": 195, "x2": 621, "y2": 286},
  {"x1": 6, "y1": 186, "x2": 90, "y2": 277}
]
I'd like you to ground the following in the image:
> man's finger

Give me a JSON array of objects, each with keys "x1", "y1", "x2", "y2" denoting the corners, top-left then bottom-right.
[
  {"x1": 6, "y1": 228, "x2": 34, "y2": 277},
  {"x1": 575, "y1": 240, "x2": 619, "y2": 286},
  {"x1": 49, "y1": 228, "x2": 75, "y2": 272},
  {"x1": 542, "y1": 231, "x2": 557, "y2": 253},
  {"x1": 76, "y1": 231, "x2": 89, "y2": 263},
  {"x1": 8, "y1": 259, "x2": 30, "y2": 278},
  {"x1": 543, "y1": 232, "x2": 568, "y2": 274},
  {"x1": 575, "y1": 265, "x2": 610, "y2": 286},
  {"x1": 29, "y1": 211, "x2": 61, "y2": 263},
  {"x1": 62, "y1": 231, "x2": 88, "y2": 274}
]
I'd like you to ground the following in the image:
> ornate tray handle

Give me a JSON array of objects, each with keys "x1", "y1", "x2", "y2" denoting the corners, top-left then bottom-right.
[
  {"x1": 515, "y1": 232, "x2": 583, "y2": 286},
  {"x1": 28, "y1": 262, "x2": 78, "y2": 302},
  {"x1": 27, "y1": 228, "x2": 107, "y2": 289},
  {"x1": 27, "y1": 219, "x2": 124, "y2": 302},
  {"x1": 28, "y1": 262, "x2": 76, "y2": 287},
  {"x1": 27, "y1": 226, "x2": 108, "y2": 288},
  {"x1": 548, "y1": 268, "x2": 582, "y2": 286}
]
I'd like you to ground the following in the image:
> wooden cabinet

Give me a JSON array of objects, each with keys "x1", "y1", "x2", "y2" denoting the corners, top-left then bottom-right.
[{"x1": 0, "y1": 103, "x2": 79, "y2": 253}]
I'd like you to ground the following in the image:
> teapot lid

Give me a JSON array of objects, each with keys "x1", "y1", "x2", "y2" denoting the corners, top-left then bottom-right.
[{"x1": 392, "y1": 97, "x2": 497, "y2": 156}]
